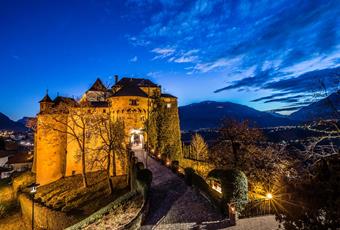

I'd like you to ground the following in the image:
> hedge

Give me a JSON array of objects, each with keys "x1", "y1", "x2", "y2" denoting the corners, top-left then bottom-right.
[{"x1": 208, "y1": 169, "x2": 248, "y2": 212}]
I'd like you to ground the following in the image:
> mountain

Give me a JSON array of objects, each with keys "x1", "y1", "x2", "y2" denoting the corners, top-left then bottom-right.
[
  {"x1": 179, "y1": 101, "x2": 295, "y2": 131},
  {"x1": 289, "y1": 91, "x2": 340, "y2": 121},
  {"x1": 17, "y1": 117, "x2": 37, "y2": 129},
  {"x1": 0, "y1": 113, "x2": 28, "y2": 132}
]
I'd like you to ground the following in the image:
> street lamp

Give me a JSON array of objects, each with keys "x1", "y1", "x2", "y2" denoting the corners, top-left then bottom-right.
[
  {"x1": 265, "y1": 192, "x2": 273, "y2": 214},
  {"x1": 265, "y1": 193, "x2": 273, "y2": 200},
  {"x1": 27, "y1": 183, "x2": 40, "y2": 230}
]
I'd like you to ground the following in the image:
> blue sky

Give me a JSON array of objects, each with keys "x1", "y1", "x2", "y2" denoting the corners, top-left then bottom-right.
[{"x1": 0, "y1": 0, "x2": 339, "y2": 120}]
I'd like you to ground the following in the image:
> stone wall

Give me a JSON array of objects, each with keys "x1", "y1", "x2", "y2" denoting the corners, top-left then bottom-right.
[{"x1": 19, "y1": 193, "x2": 79, "y2": 230}]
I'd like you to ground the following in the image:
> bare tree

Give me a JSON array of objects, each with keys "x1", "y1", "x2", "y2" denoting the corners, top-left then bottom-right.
[
  {"x1": 93, "y1": 114, "x2": 126, "y2": 194},
  {"x1": 211, "y1": 119, "x2": 264, "y2": 169},
  {"x1": 39, "y1": 103, "x2": 96, "y2": 188}
]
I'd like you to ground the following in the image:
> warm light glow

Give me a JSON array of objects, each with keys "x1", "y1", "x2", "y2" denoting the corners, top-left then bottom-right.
[
  {"x1": 30, "y1": 186, "x2": 37, "y2": 194},
  {"x1": 166, "y1": 161, "x2": 171, "y2": 166},
  {"x1": 266, "y1": 193, "x2": 273, "y2": 200},
  {"x1": 231, "y1": 207, "x2": 235, "y2": 212},
  {"x1": 157, "y1": 154, "x2": 161, "y2": 158}
]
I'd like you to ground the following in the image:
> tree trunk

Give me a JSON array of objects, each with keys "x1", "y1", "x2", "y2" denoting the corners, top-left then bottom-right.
[
  {"x1": 81, "y1": 133, "x2": 88, "y2": 188},
  {"x1": 107, "y1": 151, "x2": 113, "y2": 194},
  {"x1": 81, "y1": 150, "x2": 88, "y2": 187},
  {"x1": 112, "y1": 151, "x2": 117, "y2": 177}
]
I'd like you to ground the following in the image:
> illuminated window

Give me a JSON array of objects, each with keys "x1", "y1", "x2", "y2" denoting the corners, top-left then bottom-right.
[
  {"x1": 167, "y1": 103, "x2": 171, "y2": 108},
  {"x1": 129, "y1": 99, "x2": 139, "y2": 106}
]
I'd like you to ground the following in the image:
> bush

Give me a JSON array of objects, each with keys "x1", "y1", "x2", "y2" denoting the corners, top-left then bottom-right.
[
  {"x1": 135, "y1": 168, "x2": 152, "y2": 198},
  {"x1": 171, "y1": 161, "x2": 179, "y2": 172},
  {"x1": 208, "y1": 169, "x2": 248, "y2": 212},
  {"x1": 184, "y1": 168, "x2": 195, "y2": 186},
  {"x1": 160, "y1": 154, "x2": 167, "y2": 164},
  {"x1": 135, "y1": 162, "x2": 145, "y2": 171},
  {"x1": 0, "y1": 200, "x2": 17, "y2": 218},
  {"x1": 137, "y1": 169, "x2": 153, "y2": 188},
  {"x1": 12, "y1": 171, "x2": 36, "y2": 194}
]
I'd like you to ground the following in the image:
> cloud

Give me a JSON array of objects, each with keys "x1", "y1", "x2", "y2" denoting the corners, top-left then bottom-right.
[
  {"x1": 126, "y1": 0, "x2": 340, "y2": 112},
  {"x1": 130, "y1": 56, "x2": 138, "y2": 62},
  {"x1": 151, "y1": 47, "x2": 175, "y2": 60},
  {"x1": 270, "y1": 106, "x2": 303, "y2": 112},
  {"x1": 251, "y1": 93, "x2": 289, "y2": 102}
]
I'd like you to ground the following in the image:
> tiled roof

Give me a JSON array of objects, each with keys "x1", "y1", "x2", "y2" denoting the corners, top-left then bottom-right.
[
  {"x1": 88, "y1": 78, "x2": 107, "y2": 92},
  {"x1": 53, "y1": 96, "x2": 78, "y2": 106},
  {"x1": 39, "y1": 94, "x2": 53, "y2": 103},
  {"x1": 161, "y1": 93, "x2": 177, "y2": 98},
  {"x1": 115, "y1": 77, "x2": 158, "y2": 87},
  {"x1": 112, "y1": 85, "x2": 148, "y2": 97}
]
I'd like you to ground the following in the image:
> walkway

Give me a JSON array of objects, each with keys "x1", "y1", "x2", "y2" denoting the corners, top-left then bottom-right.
[
  {"x1": 133, "y1": 147, "x2": 279, "y2": 230},
  {"x1": 133, "y1": 147, "x2": 223, "y2": 229}
]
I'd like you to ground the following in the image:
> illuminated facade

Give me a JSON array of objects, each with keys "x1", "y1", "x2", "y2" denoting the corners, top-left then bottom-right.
[{"x1": 34, "y1": 77, "x2": 180, "y2": 185}]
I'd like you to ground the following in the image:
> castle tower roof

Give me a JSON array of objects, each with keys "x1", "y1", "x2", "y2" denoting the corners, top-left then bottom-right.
[
  {"x1": 114, "y1": 77, "x2": 158, "y2": 88},
  {"x1": 112, "y1": 85, "x2": 148, "y2": 97},
  {"x1": 39, "y1": 94, "x2": 53, "y2": 103},
  {"x1": 88, "y1": 78, "x2": 107, "y2": 92}
]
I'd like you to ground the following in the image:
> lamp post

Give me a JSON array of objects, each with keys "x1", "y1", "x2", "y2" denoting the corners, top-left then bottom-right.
[
  {"x1": 27, "y1": 183, "x2": 40, "y2": 230},
  {"x1": 228, "y1": 202, "x2": 237, "y2": 226}
]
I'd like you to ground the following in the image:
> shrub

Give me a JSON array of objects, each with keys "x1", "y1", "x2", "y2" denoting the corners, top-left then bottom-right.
[
  {"x1": 0, "y1": 200, "x2": 17, "y2": 218},
  {"x1": 160, "y1": 154, "x2": 167, "y2": 164},
  {"x1": 184, "y1": 167, "x2": 195, "y2": 186},
  {"x1": 208, "y1": 169, "x2": 248, "y2": 212},
  {"x1": 12, "y1": 171, "x2": 36, "y2": 194},
  {"x1": 136, "y1": 169, "x2": 153, "y2": 188},
  {"x1": 136, "y1": 169, "x2": 152, "y2": 197},
  {"x1": 171, "y1": 161, "x2": 179, "y2": 172},
  {"x1": 135, "y1": 162, "x2": 144, "y2": 171}
]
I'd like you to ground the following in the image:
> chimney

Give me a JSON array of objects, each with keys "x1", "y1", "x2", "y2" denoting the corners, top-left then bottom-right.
[{"x1": 114, "y1": 75, "x2": 119, "y2": 84}]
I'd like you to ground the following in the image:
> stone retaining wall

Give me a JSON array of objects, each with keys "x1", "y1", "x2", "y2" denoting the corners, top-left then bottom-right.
[{"x1": 19, "y1": 193, "x2": 79, "y2": 230}]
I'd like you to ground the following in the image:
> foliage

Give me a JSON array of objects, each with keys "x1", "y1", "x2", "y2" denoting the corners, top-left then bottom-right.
[
  {"x1": 276, "y1": 155, "x2": 340, "y2": 230},
  {"x1": 184, "y1": 167, "x2": 195, "y2": 186},
  {"x1": 136, "y1": 169, "x2": 152, "y2": 188},
  {"x1": 146, "y1": 95, "x2": 182, "y2": 161},
  {"x1": 210, "y1": 119, "x2": 289, "y2": 192},
  {"x1": 12, "y1": 171, "x2": 36, "y2": 194},
  {"x1": 208, "y1": 169, "x2": 248, "y2": 211},
  {"x1": 171, "y1": 160, "x2": 179, "y2": 172},
  {"x1": 190, "y1": 133, "x2": 209, "y2": 161},
  {"x1": 0, "y1": 201, "x2": 17, "y2": 218},
  {"x1": 135, "y1": 162, "x2": 145, "y2": 171}
]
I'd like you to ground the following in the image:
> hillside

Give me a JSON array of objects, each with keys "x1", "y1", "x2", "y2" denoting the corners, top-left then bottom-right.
[
  {"x1": 289, "y1": 91, "x2": 340, "y2": 121},
  {"x1": 0, "y1": 112, "x2": 27, "y2": 132},
  {"x1": 179, "y1": 101, "x2": 295, "y2": 131}
]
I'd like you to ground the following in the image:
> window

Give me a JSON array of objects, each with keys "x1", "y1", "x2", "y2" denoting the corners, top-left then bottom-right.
[
  {"x1": 103, "y1": 109, "x2": 106, "y2": 113},
  {"x1": 129, "y1": 99, "x2": 139, "y2": 106},
  {"x1": 167, "y1": 103, "x2": 171, "y2": 108}
]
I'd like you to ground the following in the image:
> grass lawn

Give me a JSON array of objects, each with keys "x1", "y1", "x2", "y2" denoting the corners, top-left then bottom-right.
[{"x1": 27, "y1": 171, "x2": 128, "y2": 216}]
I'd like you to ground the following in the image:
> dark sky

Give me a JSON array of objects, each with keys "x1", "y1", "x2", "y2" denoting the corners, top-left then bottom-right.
[{"x1": 0, "y1": 0, "x2": 339, "y2": 120}]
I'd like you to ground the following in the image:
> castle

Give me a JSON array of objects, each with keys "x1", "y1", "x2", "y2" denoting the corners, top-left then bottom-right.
[{"x1": 33, "y1": 77, "x2": 181, "y2": 185}]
